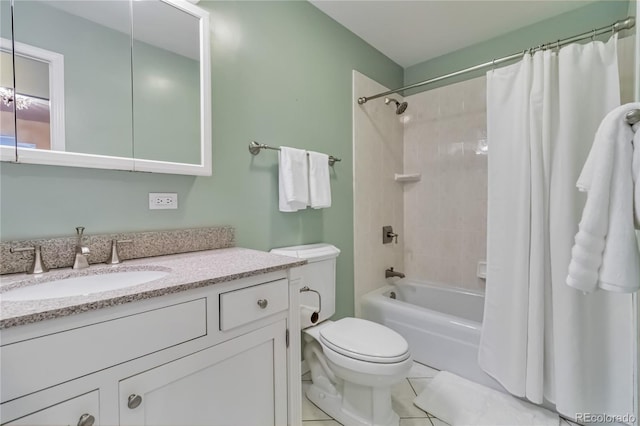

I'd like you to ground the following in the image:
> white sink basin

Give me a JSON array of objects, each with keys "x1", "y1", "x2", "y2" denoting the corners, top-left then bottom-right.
[{"x1": 1, "y1": 270, "x2": 169, "y2": 301}]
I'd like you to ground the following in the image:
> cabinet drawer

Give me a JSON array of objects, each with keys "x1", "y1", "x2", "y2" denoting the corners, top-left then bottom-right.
[
  {"x1": 219, "y1": 279, "x2": 288, "y2": 331},
  {"x1": 3, "y1": 390, "x2": 99, "y2": 425},
  {"x1": 1, "y1": 299, "x2": 207, "y2": 402}
]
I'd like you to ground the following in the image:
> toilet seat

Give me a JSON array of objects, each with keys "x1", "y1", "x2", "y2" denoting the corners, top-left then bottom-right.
[{"x1": 319, "y1": 318, "x2": 410, "y2": 364}]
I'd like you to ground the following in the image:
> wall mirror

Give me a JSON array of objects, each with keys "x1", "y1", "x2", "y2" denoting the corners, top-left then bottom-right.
[
  {"x1": 0, "y1": 0, "x2": 15, "y2": 159},
  {"x1": 1, "y1": 0, "x2": 211, "y2": 176}
]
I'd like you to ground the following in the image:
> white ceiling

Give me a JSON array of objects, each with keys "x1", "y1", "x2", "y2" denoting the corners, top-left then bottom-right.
[{"x1": 309, "y1": 0, "x2": 595, "y2": 68}]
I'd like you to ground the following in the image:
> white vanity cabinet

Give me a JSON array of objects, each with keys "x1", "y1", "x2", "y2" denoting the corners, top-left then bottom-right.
[
  {"x1": 0, "y1": 269, "x2": 301, "y2": 426},
  {"x1": 119, "y1": 320, "x2": 287, "y2": 426},
  {"x1": 5, "y1": 391, "x2": 100, "y2": 426}
]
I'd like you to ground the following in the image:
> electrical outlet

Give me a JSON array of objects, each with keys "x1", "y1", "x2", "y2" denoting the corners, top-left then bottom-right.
[{"x1": 149, "y1": 193, "x2": 178, "y2": 210}]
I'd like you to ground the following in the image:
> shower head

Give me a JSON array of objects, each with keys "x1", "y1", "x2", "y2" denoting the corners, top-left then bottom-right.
[{"x1": 384, "y1": 97, "x2": 408, "y2": 115}]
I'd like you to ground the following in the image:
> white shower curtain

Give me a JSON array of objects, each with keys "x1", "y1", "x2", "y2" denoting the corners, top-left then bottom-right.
[{"x1": 479, "y1": 35, "x2": 635, "y2": 418}]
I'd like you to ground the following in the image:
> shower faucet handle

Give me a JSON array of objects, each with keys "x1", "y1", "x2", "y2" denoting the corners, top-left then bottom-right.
[{"x1": 382, "y1": 226, "x2": 398, "y2": 244}]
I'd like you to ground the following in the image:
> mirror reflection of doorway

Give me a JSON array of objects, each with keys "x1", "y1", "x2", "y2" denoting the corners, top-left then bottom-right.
[
  {"x1": 0, "y1": 39, "x2": 65, "y2": 152},
  {"x1": 0, "y1": 94, "x2": 51, "y2": 150},
  {"x1": 0, "y1": 51, "x2": 51, "y2": 149}
]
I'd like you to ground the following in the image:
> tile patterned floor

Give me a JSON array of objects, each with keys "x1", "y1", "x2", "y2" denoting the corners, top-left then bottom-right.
[{"x1": 301, "y1": 361, "x2": 581, "y2": 426}]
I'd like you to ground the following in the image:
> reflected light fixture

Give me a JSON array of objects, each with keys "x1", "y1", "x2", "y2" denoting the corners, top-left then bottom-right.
[{"x1": 0, "y1": 87, "x2": 32, "y2": 110}]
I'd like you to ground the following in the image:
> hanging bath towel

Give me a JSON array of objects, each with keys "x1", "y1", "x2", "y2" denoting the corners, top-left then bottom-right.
[
  {"x1": 278, "y1": 146, "x2": 309, "y2": 212},
  {"x1": 567, "y1": 103, "x2": 640, "y2": 293},
  {"x1": 308, "y1": 151, "x2": 331, "y2": 209}
]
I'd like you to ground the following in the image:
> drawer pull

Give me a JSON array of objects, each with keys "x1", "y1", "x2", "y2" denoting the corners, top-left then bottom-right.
[
  {"x1": 257, "y1": 299, "x2": 268, "y2": 309},
  {"x1": 77, "y1": 413, "x2": 95, "y2": 426},
  {"x1": 128, "y1": 394, "x2": 143, "y2": 409}
]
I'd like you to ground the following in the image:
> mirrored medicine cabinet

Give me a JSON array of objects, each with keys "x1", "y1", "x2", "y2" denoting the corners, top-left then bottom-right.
[{"x1": 0, "y1": 0, "x2": 211, "y2": 176}]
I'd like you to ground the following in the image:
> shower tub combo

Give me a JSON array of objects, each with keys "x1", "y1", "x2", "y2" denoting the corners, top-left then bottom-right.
[{"x1": 361, "y1": 279, "x2": 503, "y2": 391}]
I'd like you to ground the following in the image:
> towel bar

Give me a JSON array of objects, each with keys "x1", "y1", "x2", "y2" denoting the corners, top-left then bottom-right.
[
  {"x1": 248, "y1": 141, "x2": 341, "y2": 166},
  {"x1": 626, "y1": 109, "x2": 640, "y2": 125}
]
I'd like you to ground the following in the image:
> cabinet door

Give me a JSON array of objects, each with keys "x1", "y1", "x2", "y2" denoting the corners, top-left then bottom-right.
[
  {"x1": 119, "y1": 320, "x2": 287, "y2": 426},
  {"x1": 4, "y1": 390, "x2": 99, "y2": 426}
]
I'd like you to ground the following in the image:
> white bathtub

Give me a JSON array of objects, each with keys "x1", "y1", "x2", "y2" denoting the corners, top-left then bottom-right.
[{"x1": 361, "y1": 279, "x2": 503, "y2": 392}]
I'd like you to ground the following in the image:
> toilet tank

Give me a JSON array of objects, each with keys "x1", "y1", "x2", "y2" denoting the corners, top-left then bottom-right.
[{"x1": 270, "y1": 243, "x2": 340, "y2": 323}]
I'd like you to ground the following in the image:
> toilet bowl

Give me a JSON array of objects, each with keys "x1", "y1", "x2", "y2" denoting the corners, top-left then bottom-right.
[
  {"x1": 304, "y1": 318, "x2": 412, "y2": 426},
  {"x1": 270, "y1": 243, "x2": 413, "y2": 426}
]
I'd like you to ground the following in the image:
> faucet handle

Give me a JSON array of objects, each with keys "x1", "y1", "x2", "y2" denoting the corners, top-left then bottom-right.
[
  {"x1": 10, "y1": 245, "x2": 49, "y2": 274},
  {"x1": 387, "y1": 231, "x2": 399, "y2": 244},
  {"x1": 382, "y1": 226, "x2": 399, "y2": 244},
  {"x1": 76, "y1": 227, "x2": 86, "y2": 245},
  {"x1": 106, "y1": 239, "x2": 133, "y2": 265}
]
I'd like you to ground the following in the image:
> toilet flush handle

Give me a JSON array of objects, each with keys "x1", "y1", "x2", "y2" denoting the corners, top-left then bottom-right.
[{"x1": 300, "y1": 286, "x2": 322, "y2": 315}]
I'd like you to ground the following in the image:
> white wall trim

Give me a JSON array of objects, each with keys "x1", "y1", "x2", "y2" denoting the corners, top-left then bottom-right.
[{"x1": 634, "y1": 5, "x2": 639, "y2": 426}]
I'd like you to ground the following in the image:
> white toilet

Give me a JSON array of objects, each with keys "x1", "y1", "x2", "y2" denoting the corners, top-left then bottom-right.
[{"x1": 271, "y1": 244, "x2": 412, "y2": 426}]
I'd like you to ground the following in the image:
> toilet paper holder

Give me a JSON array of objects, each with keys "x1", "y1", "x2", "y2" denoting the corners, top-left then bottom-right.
[{"x1": 300, "y1": 286, "x2": 322, "y2": 321}]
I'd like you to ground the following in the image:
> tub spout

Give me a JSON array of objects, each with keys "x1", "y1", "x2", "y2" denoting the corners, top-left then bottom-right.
[{"x1": 385, "y1": 267, "x2": 405, "y2": 279}]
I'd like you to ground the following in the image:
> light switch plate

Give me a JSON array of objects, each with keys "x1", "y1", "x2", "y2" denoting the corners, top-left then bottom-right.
[{"x1": 149, "y1": 193, "x2": 178, "y2": 210}]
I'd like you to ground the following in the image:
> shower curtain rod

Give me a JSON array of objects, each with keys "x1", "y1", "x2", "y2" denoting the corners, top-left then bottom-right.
[{"x1": 357, "y1": 17, "x2": 636, "y2": 105}]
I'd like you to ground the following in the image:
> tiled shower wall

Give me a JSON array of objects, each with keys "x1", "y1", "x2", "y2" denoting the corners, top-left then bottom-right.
[
  {"x1": 403, "y1": 77, "x2": 487, "y2": 291},
  {"x1": 619, "y1": 36, "x2": 636, "y2": 104},
  {"x1": 353, "y1": 71, "x2": 404, "y2": 315}
]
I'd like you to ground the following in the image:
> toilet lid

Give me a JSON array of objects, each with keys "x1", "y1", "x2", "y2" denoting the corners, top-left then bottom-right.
[{"x1": 319, "y1": 318, "x2": 410, "y2": 363}]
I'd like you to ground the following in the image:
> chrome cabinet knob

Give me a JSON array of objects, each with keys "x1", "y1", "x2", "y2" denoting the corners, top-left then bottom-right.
[
  {"x1": 77, "y1": 413, "x2": 95, "y2": 426},
  {"x1": 257, "y1": 299, "x2": 268, "y2": 309},
  {"x1": 128, "y1": 394, "x2": 142, "y2": 409}
]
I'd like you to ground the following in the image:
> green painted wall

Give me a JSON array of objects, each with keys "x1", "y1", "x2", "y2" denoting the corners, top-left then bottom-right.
[
  {"x1": 1, "y1": 0, "x2": 11, "y2": 40},
  {"x1": 13, "y1": 0, "x2": 133, "y2": 157},
  {"x1": 404, "y1": 0, "x2": 632, "y2": 94},
  {"x1": 133, "y1": 40, "x2": 200, "y2": 165},
  {"x1": 0, "y1": 0, "x2": 403, "y2": 320}
]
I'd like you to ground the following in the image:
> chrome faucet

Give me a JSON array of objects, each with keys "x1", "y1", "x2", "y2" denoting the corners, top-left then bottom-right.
[
  {"x1": 106, "y1": 239, "x2": 133, "y2": 265},
  {"x1": 385, "y1": 267, "x2": 405, "y2": 279},
  {"x1": 73, "y1": 226, "x2": 90, "y2": 269},
  {"x1": 9, "y1": 245, "x2": 49, "y2": 274}
]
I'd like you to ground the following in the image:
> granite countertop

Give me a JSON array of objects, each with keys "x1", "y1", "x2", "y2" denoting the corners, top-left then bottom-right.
[{"x1": 0, "y1": 247, "x2": 306, "y2": 329}]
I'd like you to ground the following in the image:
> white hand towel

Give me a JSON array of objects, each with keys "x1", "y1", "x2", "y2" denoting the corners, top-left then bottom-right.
[
  {"x1": 278, "y1": 147, "x2": 308, "y2": 212},
  {"x1": 413, "y1": 371, "x2": 558, "y2": 426},
  {"x1": 308, "y1": 151, "x2": 331, "y2": 209},
  {"x1": 567, "y1": 103, "x2": 640, "y2": 293}
]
